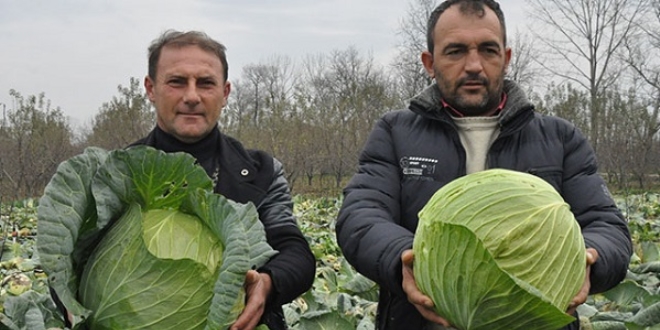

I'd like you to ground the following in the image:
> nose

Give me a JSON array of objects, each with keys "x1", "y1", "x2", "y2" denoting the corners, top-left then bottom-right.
[
  {"x1": 464, "y1": 50, "x2": 483, "y2": 74},
  {"x1": 183, "y1": 82, "x2": 201, "y2": 106}
]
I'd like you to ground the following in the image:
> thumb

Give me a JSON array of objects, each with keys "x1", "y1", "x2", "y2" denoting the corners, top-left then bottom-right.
[
  {"x1": 402, "y1": 249, "x2": 414, "y2": 265},
  {"x1": 586, "y1": 248, "x2": 599, "y2": 266},
  {"x1": 244, "y1": 270, "x2": 259, "y2": 285}
]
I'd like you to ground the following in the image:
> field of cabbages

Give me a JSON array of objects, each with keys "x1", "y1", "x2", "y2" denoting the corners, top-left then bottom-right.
[{"x1": 1, "y1": 194, "x2": 659, "y2": 330}]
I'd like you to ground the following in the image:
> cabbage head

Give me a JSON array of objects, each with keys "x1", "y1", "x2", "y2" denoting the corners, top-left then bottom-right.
[
  {"x1": 37, "y1": 146, "x2": 276, "y2": 329},
  {"x1": 413, "y1": 169, "x2": 586, "y2": 330}
]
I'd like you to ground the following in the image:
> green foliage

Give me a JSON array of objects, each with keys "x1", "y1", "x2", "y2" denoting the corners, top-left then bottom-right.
[
  {"x1": 618, "y1": 194, "x2": 660, "y2": 243},
  {"x1": 285, "y1": 195, "x2": 377, "y2": 330},
  {"x1": 2, "y1": 193, "x2": 660, "y2": 329}
]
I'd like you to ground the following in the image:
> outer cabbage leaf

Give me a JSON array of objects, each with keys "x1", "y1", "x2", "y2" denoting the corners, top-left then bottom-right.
[
  {"x1": 182, "y1": 189, "x2": 276, "y2": 329},
  {"x1": 91, "y1": 146, "x2": 213, "y2": 227},
  {"x1": 37, "y1": 147, "x2": 109, "y2": 327},
  {"x1": 414, "y1": 169, "x2": 586, "y2": 330}
]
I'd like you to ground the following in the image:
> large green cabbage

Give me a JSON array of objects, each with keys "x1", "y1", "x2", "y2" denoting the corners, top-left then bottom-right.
[
  {"x1": 37, "y1": 146, "x2": 276, "y2": 329},
  {"x1": 413, "y1": 169, "x2": 586, "y2": 330}
]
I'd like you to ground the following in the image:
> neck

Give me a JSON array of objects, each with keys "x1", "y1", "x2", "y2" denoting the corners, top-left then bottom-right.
[{"x1": 152, "y1": 125, "x2": 220, "y2": 175}]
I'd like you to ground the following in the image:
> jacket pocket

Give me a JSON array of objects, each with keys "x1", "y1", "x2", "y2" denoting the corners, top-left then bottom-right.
[{"x1": 527, "y1": 166, "x2": 563, "y2": 194}]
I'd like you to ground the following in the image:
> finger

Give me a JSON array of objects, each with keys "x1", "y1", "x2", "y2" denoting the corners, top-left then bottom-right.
[
  {"x1": 401, "y1": 249, "x2": 414, "y2": 266},
  {"x1": 401, "y1": 266, "x2": 433, "y2": 307},
  {"x1": 415, "y1": 305, "x2": 451, "y2": 327},
  {"x1": 232, "y1": 271, "x2": 262, "y2": 330},
  {"x1": 586, "y1": 248, "x2": 599, "y2": 265},
  {"x1": 404, "y1": 283, "x2": 433, "y2": 307},
  {"x1": 232, "y1": 293, "x2": 262, "y2": 330},
  {"x1": 244, "y1": 270, "x2": 259, "y2": 287},
  {"x1": 567, "y1": 260, "x2": 593, "y2": 315}
]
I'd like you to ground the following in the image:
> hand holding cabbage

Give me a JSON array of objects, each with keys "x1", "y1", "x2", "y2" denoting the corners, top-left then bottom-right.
[
  {"x1": 401, "y1": 250, "x2": 450, "y2": 327},
  {"x1": 231, "y1": 270, "x2": 273, "y2": 330},
  {"x1": 411, "y1": 169, "x2": 588, "y2": 330},
  {"x1": 37, "y1": 146, "x2": 277, "y2": 329}
]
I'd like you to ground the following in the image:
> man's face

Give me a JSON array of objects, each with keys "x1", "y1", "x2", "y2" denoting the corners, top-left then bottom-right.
[
  {"x1": 145, "y1": 45, "x2": 230, "y2": 143},
  {"x1": 422, "y1": 5, "x2": 511, "y2": 116}
]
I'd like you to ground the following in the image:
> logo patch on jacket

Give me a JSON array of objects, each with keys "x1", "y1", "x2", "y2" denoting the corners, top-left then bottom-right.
[{"x1": 400, "y1": 156, "x2": 437, "y2": 178}]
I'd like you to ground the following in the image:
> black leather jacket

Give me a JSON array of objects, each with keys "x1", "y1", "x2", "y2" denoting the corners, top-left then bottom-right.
[{"x1": 336, "y1": 80, "x2": 632, "y2": 330}]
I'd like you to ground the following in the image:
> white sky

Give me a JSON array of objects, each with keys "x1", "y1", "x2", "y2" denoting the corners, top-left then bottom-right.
[{"x1": 0, "y1": 0, "x2": 529, "y2": 127}]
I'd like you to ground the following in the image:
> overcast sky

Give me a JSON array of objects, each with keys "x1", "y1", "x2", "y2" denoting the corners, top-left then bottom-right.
[{"x1": 1, "y1": 0, "x2": 529, "y2": 126}]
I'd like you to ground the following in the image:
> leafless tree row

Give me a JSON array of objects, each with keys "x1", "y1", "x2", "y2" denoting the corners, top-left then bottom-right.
[{"x1": 1, "y1": 0, "x2": 660, "y2": 200}]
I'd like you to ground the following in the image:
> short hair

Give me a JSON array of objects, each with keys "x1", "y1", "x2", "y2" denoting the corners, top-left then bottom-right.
[
  {"x1": 426, "y1": 0, "x2": 507, "y2": 54},
  {"x1": 147, "y1": 30, "x2": 229, "y2": 81}
]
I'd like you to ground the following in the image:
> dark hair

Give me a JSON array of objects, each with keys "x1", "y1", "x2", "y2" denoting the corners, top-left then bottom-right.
[
  {"x1": 426, "y1": 0, "x2": 507, "y2": 54},
  {"x1": 147, "y1": 30, "x2": 229, "y2": 81}
]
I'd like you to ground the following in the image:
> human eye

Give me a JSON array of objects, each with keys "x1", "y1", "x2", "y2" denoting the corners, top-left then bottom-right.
[
  {"x1": 444, "y1": 47, "x2": 465, "y2": 58},
  {"x1": 197, "y1": 78, "x2": 217, "y2": 88},
  {"x1": 480, "y1": 43, "x2": 501, "y2": 56},
  {"x1": 167, "y1": 77, "x2": 186, "y2": 86}
]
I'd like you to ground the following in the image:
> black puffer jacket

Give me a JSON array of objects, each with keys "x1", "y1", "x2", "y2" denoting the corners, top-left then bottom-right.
[{"x1": 336, "y1": 80, "x2": 632, "y2": 330}]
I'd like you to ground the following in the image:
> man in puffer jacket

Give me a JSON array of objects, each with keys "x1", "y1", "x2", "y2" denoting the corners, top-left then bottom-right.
[{"x1": 335, "y1": 0, "x2": 632, "y2": 329}]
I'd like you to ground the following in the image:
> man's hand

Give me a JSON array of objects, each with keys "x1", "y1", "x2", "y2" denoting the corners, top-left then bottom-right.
[
  {"x1": 401, "y1": 249, "x2": 451, "y2": 327},
  {"x1": 566, "y1": 248, "x2": 599, "y2": 316},
  {"x1": 231, "y1": 270, "x2": 272, "y2": 330}
]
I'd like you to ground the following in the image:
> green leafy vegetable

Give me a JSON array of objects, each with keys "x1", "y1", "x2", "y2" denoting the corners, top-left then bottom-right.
[
  {"x1": 413, "y1": 169, "x2": 586, "y2": 330},
  {"x1": 37, "y1": 146, "x2": 276, "y2": 329}
]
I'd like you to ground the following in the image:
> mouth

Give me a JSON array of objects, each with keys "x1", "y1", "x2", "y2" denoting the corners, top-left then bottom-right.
[
  {"x1": 459, "y1": 83, "x2": 485, "y2": 92},
  {"x1": 177, "y1": 112, "x2": 204, "y2": 117},
  {"x1": 458, "y1": 76, "x2": 488, "y2": 91}
]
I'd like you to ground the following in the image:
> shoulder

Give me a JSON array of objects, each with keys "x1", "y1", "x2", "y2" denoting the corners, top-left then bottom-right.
[
  {"x1": 530, "y1": 113, "x2": 583, "y2": 137},
  {"x1": 371, "y1": 109, "x2": 427, "y2": 133},
  {"x1": 381, "y1": 108, "x2": 418, "y2": 123},
  {"x1": 221, "y1": 133, "x2": 275, "y2": 175}
]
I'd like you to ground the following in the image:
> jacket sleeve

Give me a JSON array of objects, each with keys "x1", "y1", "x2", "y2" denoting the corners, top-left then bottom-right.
[
  {"x1": 336, "y1": 116, "x2": 414, "y2": 298},
  {"x1": 257, "y1": 158, "x2": 315, "y2": 306},
  {"x1": 561, "y1": 125, "x2": 632, "y2": 294}
]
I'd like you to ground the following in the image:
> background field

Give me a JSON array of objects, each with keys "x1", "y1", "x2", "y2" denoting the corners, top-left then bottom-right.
[{"x1": 1, "y1": 193, "x2": 659, "y2": 330}]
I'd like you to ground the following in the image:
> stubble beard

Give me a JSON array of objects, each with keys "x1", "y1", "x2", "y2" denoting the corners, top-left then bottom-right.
[{"x1": 436, "y1": 70, "x2": 504, "y2": 116}]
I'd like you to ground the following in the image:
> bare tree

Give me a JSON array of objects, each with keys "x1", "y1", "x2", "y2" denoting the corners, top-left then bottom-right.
[
  {"x1": 526, "y1": 0, "x2": 649, "y2": 151},
  {"x1": 391, "y1": 0, "x2": 438, "y2": 100},
  {"x1": 0, "y1": 90, "x2": 75, "y2": 198},
  {"x1": 506, "y1": 31, "x2": 544, "y2": 92},
  {"x1": 294, "y1": 48, "x2": 400, "y2": 189},
  {"x1": 232, "y1": 56, "x2": 296, "y2": 128},
  {"x1": 83, "y1": 77, "x2": 154, "y2": 150},
  {"x1": 621, "y1": 0, "x2": 660, "y2": 186}
]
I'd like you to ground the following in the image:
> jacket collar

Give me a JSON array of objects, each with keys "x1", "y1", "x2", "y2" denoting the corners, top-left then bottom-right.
[
  {"x1": 408, "y1": 79, "x2": 534, "y2": 126},
  {"x1": 134, "y1": 126, "x2": 269, "y2": 205}
]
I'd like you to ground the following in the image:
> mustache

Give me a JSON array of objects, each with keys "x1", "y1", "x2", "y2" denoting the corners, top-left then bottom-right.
[{"x1": 457, "y1": 74, "x2": 489, "y2": 86}]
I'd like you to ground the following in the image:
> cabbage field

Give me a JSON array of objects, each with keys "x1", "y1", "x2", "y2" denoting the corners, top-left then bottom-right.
[{"x1": 1, "y1": 193, "x2": 659, "y2": 330}]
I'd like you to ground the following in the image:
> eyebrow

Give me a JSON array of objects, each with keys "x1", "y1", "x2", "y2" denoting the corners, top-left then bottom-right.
[{"x1": 443, "y1": 40, "x2": 502, "y2": 51}]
